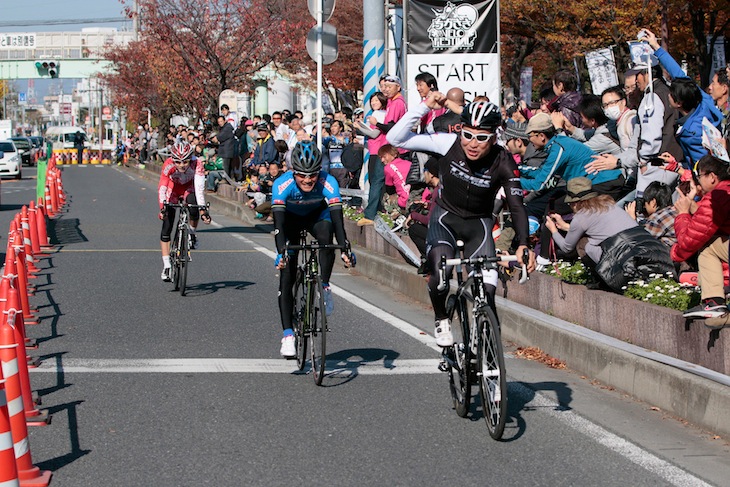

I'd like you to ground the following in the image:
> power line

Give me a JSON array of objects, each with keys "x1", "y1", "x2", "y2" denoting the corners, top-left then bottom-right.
[{"x1": 0, "y1": 18, "x2": 128, "y2": 28}]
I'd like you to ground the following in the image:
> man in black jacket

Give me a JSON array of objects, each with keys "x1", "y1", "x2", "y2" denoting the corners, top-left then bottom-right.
[{"x1": 211, "y1": 115, "x2": 236, "y2": 177}]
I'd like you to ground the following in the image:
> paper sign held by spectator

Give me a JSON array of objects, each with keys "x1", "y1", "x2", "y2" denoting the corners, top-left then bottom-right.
[
  {"x1": 701, "y1": 117, "x2": 730, "y2": 162},
  {"x1": 585, "y1": 47, "x2": 618, "y2": 95}
]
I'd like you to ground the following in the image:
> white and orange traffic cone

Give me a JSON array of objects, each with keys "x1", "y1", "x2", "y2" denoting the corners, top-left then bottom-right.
[
  {"x1": 3, "y1": 288, "x2": 48, "y2": 427},
  {"x1": 0, "y1": 314, "x2": 52, "y2": 487},
  {"x1": 19, "y1": 209, "x2": 39, "y2": 275},
  {"x1": 0, "y1": 378, "x2": 20, "y2": 487},
  {"x1": 34, "y1": 204, "x2": 50, "y2": 249},
  {"x1": 26, "y1": 204, "x2": 41, "y2": 258}
]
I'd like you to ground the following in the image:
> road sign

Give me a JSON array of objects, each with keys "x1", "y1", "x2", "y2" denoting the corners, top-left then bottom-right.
[
  {"x1": 102, "y1": 106, "x2": 111, "y2": 115},
  {"x1": 60, "y1": 103, "x2": 72, "y2": 115},
  {"x1": 306, "y1": 23, "x2": 339, "y2": 65},
  {"x1": 308, "y1": 0, "x2": 336, "y2": 22},
  {"x1": 18, "y1": 92, "x2": 26, "y2": 105}
]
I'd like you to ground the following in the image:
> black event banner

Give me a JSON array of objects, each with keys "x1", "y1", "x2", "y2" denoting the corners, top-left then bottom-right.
[{"x1": 407, "y1": 0, "x2": 498, "y2": 55}]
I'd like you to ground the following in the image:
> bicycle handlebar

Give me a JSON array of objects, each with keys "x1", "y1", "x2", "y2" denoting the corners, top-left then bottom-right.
[
  {"x1": 437, "y1": 248, "x2": 530, "y2": 291},
  {"x1": 163, "y1": 201, "x2": 210, "y2": 210},
  {"x1": 284, "y1": 242, "x2": 348, "y2": 252}
]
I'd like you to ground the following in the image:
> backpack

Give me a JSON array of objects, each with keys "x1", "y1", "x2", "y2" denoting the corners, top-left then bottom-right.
[{"x1": 341, "y1": 142, "x2": 364, "y2": 173}]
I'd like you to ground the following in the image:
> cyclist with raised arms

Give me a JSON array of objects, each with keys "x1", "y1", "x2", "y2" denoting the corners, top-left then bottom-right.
[
  {"x1": 273, "y1": 141, "x2": 354, "y2": 358},
  {"x1": 387, "y1": 93, "x2": 536, "y2": 346},
  {"x1": 158, "y1": 141, "x2": 211, "y2": 281}
]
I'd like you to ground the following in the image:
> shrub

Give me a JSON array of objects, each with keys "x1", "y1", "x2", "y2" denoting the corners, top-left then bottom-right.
[
  {"x1": 544, "y1": 260, "x2": 591, "y2": 285},
  {"x1": 622, "y1": 273, "x2": 700, "y2": 311}
]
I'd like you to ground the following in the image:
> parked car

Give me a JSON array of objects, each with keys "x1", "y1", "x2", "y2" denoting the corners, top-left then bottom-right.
[
  {"x1": 10, "y1": 136, "x2": 35, "y2": 166},
  {"x1": 0, "y1": 140, "x2": 22, "y2": 179}
]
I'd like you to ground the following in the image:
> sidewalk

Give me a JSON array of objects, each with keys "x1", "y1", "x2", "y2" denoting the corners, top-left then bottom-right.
[{"x1": 123, "y1": 161, "x2": 730, "y2": 439}]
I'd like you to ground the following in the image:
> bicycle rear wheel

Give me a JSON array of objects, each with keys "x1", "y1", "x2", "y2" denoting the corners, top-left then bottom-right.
[
  {"x1": 446, "y1": 295, "x2": 472, "y2": 418},
  {"x1": 292, "y1": 268, "x2": 307, "y2": 370},
  {"x1": 309, "y1": 276, "x2": 327, "y2": 385},
  {"x1": 170, "y1": 229, "x2": 180, "y2": 290},
  {"x1": 476, "y1": 304, "x2": 507, "y2": 440}
]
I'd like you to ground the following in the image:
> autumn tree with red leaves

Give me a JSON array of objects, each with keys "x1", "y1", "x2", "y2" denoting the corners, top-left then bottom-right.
[{"x1": 103, "y1": 0, "x2": 310, "y2": 125}]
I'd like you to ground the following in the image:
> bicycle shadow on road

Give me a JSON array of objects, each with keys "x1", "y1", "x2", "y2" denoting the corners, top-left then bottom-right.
[
  {"x1": 199, "y1": 225, "x2": 271, "y2": 235},
  {"x1": 176, "y1": 279, "x2": 255, "y2": 296},
  {"x1": 310, "y1": 348, "x2": 400, "y2": 387},
  {"x1": 499, "y1": 380, "x2": 574, "y2": 442}
]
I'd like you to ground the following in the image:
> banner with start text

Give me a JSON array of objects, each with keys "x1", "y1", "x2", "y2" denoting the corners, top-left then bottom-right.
[{"x1": 407, "y1": 0, "x2": 500, "y2": 107}]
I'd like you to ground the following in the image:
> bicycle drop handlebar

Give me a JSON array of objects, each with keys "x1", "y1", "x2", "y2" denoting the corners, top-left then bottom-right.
[
  {"x1": 163, "y1": 201, "x2": 210, "y2": 211},
  {"x1": 437, "y1": 247, "x2": 530, "y2": 291}
]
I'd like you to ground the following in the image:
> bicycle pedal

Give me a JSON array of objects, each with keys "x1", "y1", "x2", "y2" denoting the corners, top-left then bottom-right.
[{"x1": 438, "y1": 360, "x2": 449, "y2": 372}]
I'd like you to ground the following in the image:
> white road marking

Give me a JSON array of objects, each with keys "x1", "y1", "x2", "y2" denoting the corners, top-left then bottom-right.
[
  {"x1": 511, "y1": 383, "x2": 712, "y2": 487},
  {"x1": 218, "y1": 221, "x2": 711, "y2": 487},
  {"x1": 224, "y1": 226, "x2": 441, "y2": 351},
  {"x1": 31, "y1": 358, "x2": 442, "y2": 375}
]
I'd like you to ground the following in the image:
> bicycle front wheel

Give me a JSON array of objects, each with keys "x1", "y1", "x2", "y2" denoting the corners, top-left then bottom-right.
[
  {"x1": 446, "y1": 295, "x2": 472, "y2": 418},
  {"x1": 179, "y1": 227, "x2": 189, "y2": 296},
  {"x1": 309, "y1": 276, "x2": 327, "y2": 385},
  {"x1": 170, "y1": 229, "x2": 180, "y2": 290},
  {"x1": 476, "y1": 304, "x2": 507, "y2": 440},
  {"x1": 292, "y1": 268, "x2": 307, "y2": 370}
]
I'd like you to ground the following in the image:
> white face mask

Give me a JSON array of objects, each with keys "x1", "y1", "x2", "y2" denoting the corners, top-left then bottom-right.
[{"x1": 604, "y1": 105, "x2": 622, "y2": 121}]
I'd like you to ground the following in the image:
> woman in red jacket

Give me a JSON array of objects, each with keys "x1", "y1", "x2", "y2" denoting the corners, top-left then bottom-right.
[{"x1": 673, "y1": 155, "x2": 730, "y2": 318}]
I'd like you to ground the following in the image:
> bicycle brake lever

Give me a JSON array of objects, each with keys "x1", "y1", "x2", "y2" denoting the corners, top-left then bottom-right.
[
  {"x1": 436, "y1": 255, "x2": 447, "y2": 291},
  {"x1": 519, "y1": 248, "x2": 530, "y2": 284}
]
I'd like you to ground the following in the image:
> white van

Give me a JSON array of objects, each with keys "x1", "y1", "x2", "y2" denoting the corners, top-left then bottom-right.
[{"x1": 45, "y1": 126, "x2": 89, "y2": 151}]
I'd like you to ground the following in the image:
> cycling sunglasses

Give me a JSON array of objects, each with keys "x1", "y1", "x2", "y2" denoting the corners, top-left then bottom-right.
[
  {"x1": 294, "y1": 171, "x2": 318, "y2": 180},
  {"x1": 461, "y1": 129, "x2": 496, "y2": 144}
]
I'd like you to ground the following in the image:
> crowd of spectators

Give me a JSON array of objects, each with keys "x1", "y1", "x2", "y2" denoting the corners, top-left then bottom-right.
[{"x1": 130, "y1": 27, "x2": 729, "y2": 320}]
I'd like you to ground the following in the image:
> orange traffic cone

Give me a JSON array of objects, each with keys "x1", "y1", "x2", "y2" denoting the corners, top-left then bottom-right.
[
  {"x1": 34, "y1": 205, "x2": 50, "y2": 249},
  {"x1": 0, "y1": 379, "x2": 20, "y2": 487},
  {"x1": 48, "y1": 176, "x2": 59, "y2": 217},
  {"x1": 55, "y1": 172, "x2": 65, "y2": 207},
  {"x1": 43, "y1": 185, "x2": 54, "y2": 219},
  {"x1": 0, "y1": 314, "x2": 52, "y2": 487},
  {"x1": 19, "y1": 209, "x2": 39, "y2": 275},
  {"x1": 3, "y1": 285, "x2": 48, "y2": 426},
  {"x1": 9, "y1": 243, "x2": 39, "y2": 327},
  {"x1": 14, "y1": 215, "x2": 38, "y2": 277},
  {"x1": 26, "y1": 204, "x2": 41, "y2": 258}
]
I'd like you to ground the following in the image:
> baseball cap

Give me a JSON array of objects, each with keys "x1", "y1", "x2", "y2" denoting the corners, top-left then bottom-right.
[
  {"x1": 383, "y1": 75, "x2": 401, "y2": 85},
  {"x1": 525, "y1": 113, "x2": 554, "y2": 134},
  {"x1": 245, "y1": 120, "x2": 254, "y2": 126},
  {"x1": 256, "y1": 122, "x2": 269, "y2": 131}
]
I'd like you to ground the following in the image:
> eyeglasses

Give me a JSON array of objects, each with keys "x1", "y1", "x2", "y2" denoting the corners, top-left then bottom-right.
[
  {"x1": 272, "y1": 117, "x2": 282, "y2": 120},
  {"x1": 461, "y1": 129, "x2": 495, "y2": 144},
  {"x1": 294, "y1": 171, "x2": 318, "y2": 180},
  {"x1": 601, "y1": 99, "x2": 623, "y2": 108},
  {"x1": 173, "y1": 160, "x2": 190, "y2": 165}
]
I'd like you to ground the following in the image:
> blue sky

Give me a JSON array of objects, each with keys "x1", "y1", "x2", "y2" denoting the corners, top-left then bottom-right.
[
  {"x1": 0, "y1": 0, "x2": 130, "y2": 33},
  {"x1": 2, "y1": 0, "x2": 132, "y2": 99}
]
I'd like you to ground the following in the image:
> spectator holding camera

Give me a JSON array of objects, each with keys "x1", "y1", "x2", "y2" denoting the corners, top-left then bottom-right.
[
  {"x1": 625, "y1": 181, "x2": 677, "y2": 248},
  {"x1": 672, "y1": 155, "x2": 730, "y2": 318}
]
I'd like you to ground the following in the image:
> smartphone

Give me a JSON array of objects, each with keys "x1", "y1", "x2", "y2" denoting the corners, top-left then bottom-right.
[
  {"x1": 648, "y1": 157, "x2": 664, "y2": 166},
  {"x1": 678, "y1": 180, "x2": 691, "y2": 195}
]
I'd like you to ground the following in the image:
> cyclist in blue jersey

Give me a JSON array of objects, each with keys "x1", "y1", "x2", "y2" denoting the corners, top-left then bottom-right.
[{"x1": 272, "y1": 141, "x2": 354, "y2": 358}]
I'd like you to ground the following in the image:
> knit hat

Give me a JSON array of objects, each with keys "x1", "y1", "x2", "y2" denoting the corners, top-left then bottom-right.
[{"x1": 503, "y1": 122, "x2": 528, "y2": 141}]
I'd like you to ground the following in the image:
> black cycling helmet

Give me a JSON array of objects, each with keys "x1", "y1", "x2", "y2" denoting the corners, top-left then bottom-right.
[
  {"x1": 460, "y1": 101, "x2": 501, "y2": 130},
  {"x1": 290, "y1": 141, "x2": 322, "y2": 173}
]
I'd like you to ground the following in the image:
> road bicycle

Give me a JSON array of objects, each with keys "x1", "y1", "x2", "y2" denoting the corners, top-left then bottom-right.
[
  {"x1": 437, "y1": 241, "x2": 529, "y2": 439},
  {"x1": 164, "y1": 201, "x2": 207, "y2": 296},
  {"x1": 285, "y1": 230, "x2": 349, "y2": 386}
]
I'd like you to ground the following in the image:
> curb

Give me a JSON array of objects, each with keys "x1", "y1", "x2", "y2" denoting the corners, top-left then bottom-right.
[{"x1": 121, "y1": 162, "x2": 730, "y2": 438}]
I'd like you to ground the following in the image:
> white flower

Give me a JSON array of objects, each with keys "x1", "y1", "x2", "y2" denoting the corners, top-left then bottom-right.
[{"x1": 646, "y1": 293, "x2": 654, "y2": 298}]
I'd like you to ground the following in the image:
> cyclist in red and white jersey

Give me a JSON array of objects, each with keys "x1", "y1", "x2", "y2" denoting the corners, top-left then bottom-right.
[{"x1": 158, "y1": 141, "x2": 212, "y2": 281}]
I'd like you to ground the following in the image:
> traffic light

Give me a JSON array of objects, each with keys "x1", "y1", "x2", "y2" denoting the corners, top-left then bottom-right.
[
  {"x1": 34, "y1": 59, "x2": 59, "y2": 78},
  {"x1": 48, "y1": 60, "x2": 59, "y2": 78}
]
